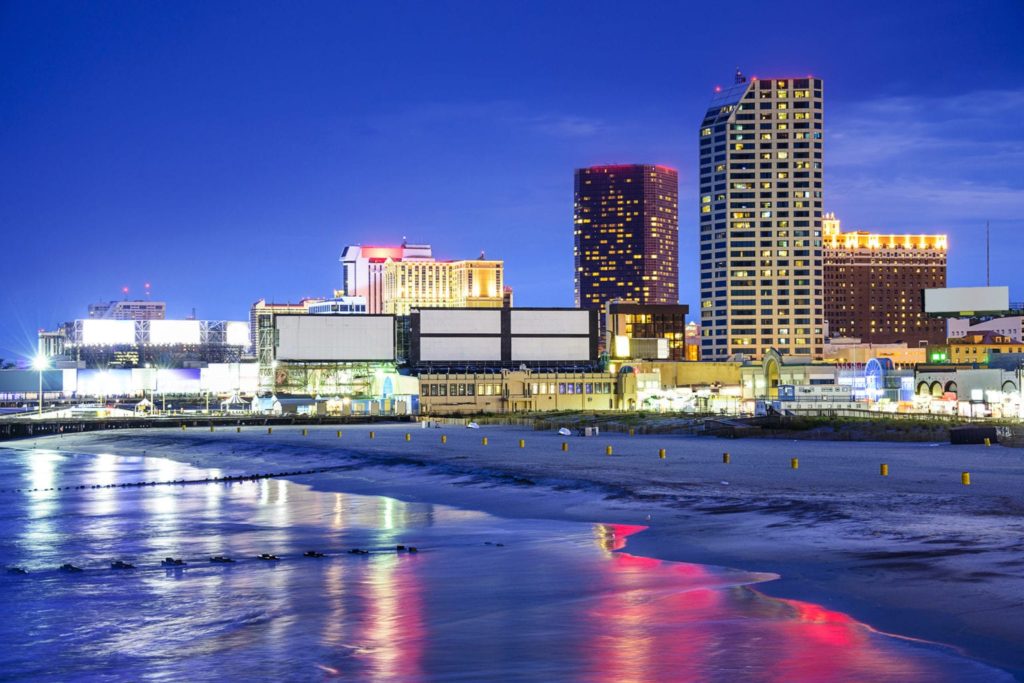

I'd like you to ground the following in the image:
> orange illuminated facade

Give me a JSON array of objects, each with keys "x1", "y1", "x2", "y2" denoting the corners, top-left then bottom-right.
[
  {"x1": 341, "y1": 243, "x2": 505, "y2": 315},
  {"x1": 823, "y1": 213, "x2": 947, "y2": 345}
]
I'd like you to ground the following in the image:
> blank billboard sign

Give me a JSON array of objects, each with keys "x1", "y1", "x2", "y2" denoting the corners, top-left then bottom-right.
[
  {"x1": 420, "y1": 336, "x2": 501, "y2": 362},
  {"x1": 419, "y1": 309, "x2": 500, "y2": 335},
  {"x1": 511, "y1": 309, "x2": 590, "y2": 335},
  {"x1": 276, "y1": 315, "x2": 395, "y2": 361},
  {"x1": 226, "y1": 321, "x2": 250, "y2": 347},
  {"x1": 924, "y1": 287, "x2": 1009, "y2": 316},
  {"x1": 150, "y1": 320, "x2": 201, "y2": 345},
  {"x1": 81, "y1": 320, "x2": 135, "y2": 346},
  {"x1": 412, "y1": 307, "x2": 597, "y2": 365},
  {"x1": 511, "y1": 337, "x2": 591, "y2": 361}
]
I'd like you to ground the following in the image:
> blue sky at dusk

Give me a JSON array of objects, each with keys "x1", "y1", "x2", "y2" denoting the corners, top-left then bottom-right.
[{"x1": 1, "y1": 0, "x2": 1023, "y2": 359}]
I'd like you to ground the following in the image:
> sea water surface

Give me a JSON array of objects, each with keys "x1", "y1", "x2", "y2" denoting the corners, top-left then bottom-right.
[{"x1": 0, "y1": 448, "x2": 1012, "y2": 682}]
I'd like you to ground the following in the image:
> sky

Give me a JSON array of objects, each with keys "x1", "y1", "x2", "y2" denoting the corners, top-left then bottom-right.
[{"x1": 1, "y1": 0, "x2": 1023, "y2": 360}]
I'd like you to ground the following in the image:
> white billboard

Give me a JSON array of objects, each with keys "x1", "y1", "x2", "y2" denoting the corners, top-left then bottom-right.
[
  {"x1": 81, "y1": 320, "x2": 135, "y2": 346},
  {"x1": 924, "y1": 287, "x2": 1010, "y2": 316},
  {"x1": 226, "y1": 321, "x2": 250, "y2": 347},
  {"x1": 511, "y1": 337, "x2": 591, "y2": 361},
  {"x1": 511, "y1": 309, "x2": 591, "y2": 335},
  {"x1": 276, "y1": 315, "x2": 394, "y2": 361},
  {"x1": 420, "y1": 336, "x2": 501, "y2": 362},
  {"x1": 150, "y1": 320, "x2": 201, "y2": 345},
  {"x1": 419, "y1": 309, "x2": 500, "y2": 334}
]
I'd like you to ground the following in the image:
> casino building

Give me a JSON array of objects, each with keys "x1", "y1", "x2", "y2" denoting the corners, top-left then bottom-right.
[
  {"x1": 822, "y1": 213, "x2": 947, "y2": 345},
  {"x1": 340, "y1": 242, "x2": 505, "y2": 315},
  {"x1": 573, "y1": 164, "x2": 679, "y2": 310}
]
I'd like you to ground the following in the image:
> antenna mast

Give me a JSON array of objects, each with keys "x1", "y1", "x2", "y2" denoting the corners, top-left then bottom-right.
[{"x1": 986, "y1": 220, "x2": 990, "y2": 286}]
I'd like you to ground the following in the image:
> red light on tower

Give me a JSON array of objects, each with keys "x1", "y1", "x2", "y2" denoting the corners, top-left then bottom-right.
[{"x1": 714, "y1": 85, "x2": 722, "y2": 93}]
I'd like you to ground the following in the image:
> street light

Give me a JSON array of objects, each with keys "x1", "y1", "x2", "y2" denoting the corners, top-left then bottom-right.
[{"x1": 32, "y1": 353, "x2": 49, "y2": 417}]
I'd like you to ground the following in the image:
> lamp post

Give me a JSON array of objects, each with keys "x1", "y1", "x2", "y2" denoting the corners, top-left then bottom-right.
[{"x1": 32, "y1": 353, "x2": 49, "y2": 417}]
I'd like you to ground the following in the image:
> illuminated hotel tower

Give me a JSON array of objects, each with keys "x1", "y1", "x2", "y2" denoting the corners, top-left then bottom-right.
[
  {"x1": 698, "y1": 72, "x2": 824, "y2": 360},
  {"x1": 573, "y1": 164, "x2": 679, "y2": 309},
  {"x1": 822, "y1": 213, "x2": 948, "y2": 345}
]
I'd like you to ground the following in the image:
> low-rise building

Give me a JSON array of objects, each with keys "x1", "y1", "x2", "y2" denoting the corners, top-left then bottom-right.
[
  {"x1": 947, "y1": 317, "x2": 1024, "y2": 343},
  {"x1": 418, "y1": 369, "x2": 636, "y2": 414},
  {"x1": 605, "y1": 302, "x2": 688, "y2": 361},
  {"x1": 823, "y1": 337, "x2": 926, "y2": 366},
  {"x1": 740, "y1": 349, "x2": 839, "y2": 400},
  {"x1": 940, "y1": 333, "x2": 1024, "y2": 364}
]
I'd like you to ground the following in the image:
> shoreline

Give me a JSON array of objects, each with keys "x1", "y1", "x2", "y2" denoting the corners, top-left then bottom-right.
[{"x1": 11, "y1": 424, "x2": 1024, "y2": 679}]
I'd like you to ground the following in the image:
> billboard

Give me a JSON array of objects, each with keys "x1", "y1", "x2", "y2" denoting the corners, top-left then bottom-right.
[
  {"x1": 276, "y1": 315, "x2": 395, "y2": 361},
  {"x1": 156, "y1": 368, "x2": 201, "y2": 394},
  {"x1": 420, "y1": 336, "x2": 501, "y2": 362},
  {"x1": 226, "y1": 321, "x2": 250, "y2": 347},
  {"x1": 150, "y1": 320, "x2": 201, "y2": 345},
  {"x1": 511, "y1": 309, "x2": 590, "y2": 335},
  {"x1": 924, "y1": 287, "x2": 1010, "y2": 317},
  {"x1": 419, "y1": 309, "x2": 500, "y2": 335},
  {"x1": 77, "y1": 369, "x2": 135, "y2": 396},
  {"x1": 81, "y1": 320, "x2": 135, "y2": 346},
  {"x1": 412, "y1": 308, "x2": 597, "y2": 365},
  {"x1": 511, "y1": 337, "x2": 591, "y2": 361}
]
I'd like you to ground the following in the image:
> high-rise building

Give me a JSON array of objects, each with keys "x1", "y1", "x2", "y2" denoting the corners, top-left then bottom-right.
[
  {"x1": 699, "y1": 73, "x2": 825, "y2": 360},
  {"x1": 823, "y1": 213, "x2": 947, "y2": 345},
  {"x1": 88, "y1": 300, "x2": 166, "y2": 320},
  {"x1": 340, "y1": 243, "x2": 506, "y2": 315},
  {"x1": 574, "y1": 164, "x2": 679, "y2": 309},
  {"x1": 340, "y1": 243, "x2": 434, "y2": 314},
  {"x1": 381, "y1": 257, "x2": 504, "y2": 315}
]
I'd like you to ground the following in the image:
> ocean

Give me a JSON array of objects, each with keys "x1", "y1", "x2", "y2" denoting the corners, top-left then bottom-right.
[{"x1": 0, "y1": 447, "x2": 1011, "y2": 681}]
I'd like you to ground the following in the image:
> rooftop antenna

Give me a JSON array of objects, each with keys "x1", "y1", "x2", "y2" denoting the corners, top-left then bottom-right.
[
  {"x1": 144, "y1": 282, "x2": 151, "y2": 299},
  {"x1": 986, "y1": 220, "x2": 990, "y2": 286},
  {"x1": 735, "y1": 67, "x2": 746, "y2": 84}
]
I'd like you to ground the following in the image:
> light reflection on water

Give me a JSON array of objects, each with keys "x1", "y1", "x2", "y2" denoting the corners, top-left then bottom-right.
[{"x1": 0, "y1": 448, "x2": 1010, "y2": 682}]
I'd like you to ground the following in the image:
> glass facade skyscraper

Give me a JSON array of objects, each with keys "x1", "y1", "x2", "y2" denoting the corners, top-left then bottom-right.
[{"x1": 699, "y1": 75, "x2": 824, "y2": 360}]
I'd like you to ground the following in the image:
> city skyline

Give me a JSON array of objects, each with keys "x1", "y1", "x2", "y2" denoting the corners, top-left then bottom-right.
[{"x1": 2, "y1": 2, "x2": 1024, "y2": 359}]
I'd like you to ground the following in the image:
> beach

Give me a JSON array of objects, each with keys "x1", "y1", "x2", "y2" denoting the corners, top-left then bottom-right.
[{"x1": 11, "y1": 423, "x2": 1024, "y2": 678}]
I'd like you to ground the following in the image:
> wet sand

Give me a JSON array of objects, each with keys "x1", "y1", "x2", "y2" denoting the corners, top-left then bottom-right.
[{"x1": 14, "y1": 423, "x2": 1024, "y2": 678}]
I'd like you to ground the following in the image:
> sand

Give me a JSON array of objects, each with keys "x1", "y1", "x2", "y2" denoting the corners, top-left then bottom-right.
[{"x1": 12, "y1": 423, "x2": 1024, "y2": 677}]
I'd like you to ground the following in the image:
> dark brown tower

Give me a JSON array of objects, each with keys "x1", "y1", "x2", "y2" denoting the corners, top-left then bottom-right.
[{"x1": 573, "y1": 164, "x2": 679, "y2": 309}]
